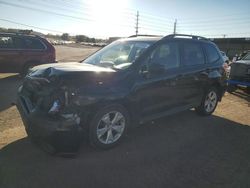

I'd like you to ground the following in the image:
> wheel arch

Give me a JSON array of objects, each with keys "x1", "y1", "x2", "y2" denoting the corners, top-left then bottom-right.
[
  {"x1": 82, "y1": 97, "x2": 137, "y2": 130},
  {"x1": 21, "y1": 60, "x2": 42, "y2": 76}
]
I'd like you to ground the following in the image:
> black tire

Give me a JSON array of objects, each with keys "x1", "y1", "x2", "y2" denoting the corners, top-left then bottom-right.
[
  {"x1": 195, "y1": 87, "x2": 219, "y2": 116},
  {"x1": 89, "y1": 104, "x2": 130, "y2": 149}
]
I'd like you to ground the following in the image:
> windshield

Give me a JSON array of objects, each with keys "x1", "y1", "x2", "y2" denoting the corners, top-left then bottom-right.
[
  {"x1": 82, "y1": 40, "x2": 154, "y2": 70},
  {"x1": 242, "y1": 53, "x2": 250, "y2": 60}
]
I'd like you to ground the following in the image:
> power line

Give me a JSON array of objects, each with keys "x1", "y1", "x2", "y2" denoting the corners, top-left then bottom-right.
[
  {"x1": 0, "y1": 0, "x2": 135, "y2": 29},
  {"x1": 178, "y1": 23, "x2": 250, "y2": 31},
  {"x1": 0, "y1": 18, "x2": 64, "y2": 34},
  {"x1": 179, "y1": 18, "x2": 250, "y2": 26},
  {"x1": 0, "y1": 1, "x2": 93, "y2": 22},
  {"x1": 179, "y1": 12, "x2": 250, "y2": 23}
]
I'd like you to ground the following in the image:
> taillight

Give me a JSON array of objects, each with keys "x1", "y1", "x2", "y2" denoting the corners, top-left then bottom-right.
[
  {"x1": 222, "y1": 62, "x2": 231, "y2": 75},
  {"x1": 223, "y1": 62, "x2": 229, "y2": 71}
]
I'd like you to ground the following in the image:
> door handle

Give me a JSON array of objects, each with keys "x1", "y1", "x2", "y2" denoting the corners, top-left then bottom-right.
[{"x1": 175, "y1": 74, "x2": 183, "y2": 81}]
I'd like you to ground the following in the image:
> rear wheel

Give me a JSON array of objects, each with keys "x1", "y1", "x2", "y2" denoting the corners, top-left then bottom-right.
[
  {"x1": 89, "y1": 105, "x2": 129, "y2": 149},
  {"x1": 195, "y1": 88, "x2": 219, "y2": 116}
]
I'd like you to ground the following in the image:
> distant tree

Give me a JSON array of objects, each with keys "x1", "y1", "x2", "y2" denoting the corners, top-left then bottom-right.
[
  {"x1": 61, "y1": 33, "x2": 69, "y2": 41},
  {"x1": 89, "y1": 38, "x2": 96, "y2": 43},
  {"x1": 76, "y1": 35, "x2": 88, "y2": 43}
]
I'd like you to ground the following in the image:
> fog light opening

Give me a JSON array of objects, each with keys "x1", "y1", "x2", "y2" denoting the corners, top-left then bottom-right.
[{"x1": 48, "y1": 100, "x2": 61, "y2": 114}]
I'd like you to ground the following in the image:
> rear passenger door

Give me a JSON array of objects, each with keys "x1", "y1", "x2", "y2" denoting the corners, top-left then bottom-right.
[
  {"x1": 22, "y1": 37, "x2": 46, "y2": 64},
  {"x1": 178, "y1": 41, "x2": 206, "y2": 106}
]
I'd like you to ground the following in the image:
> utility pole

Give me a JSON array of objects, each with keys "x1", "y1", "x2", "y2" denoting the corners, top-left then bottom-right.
[
  {"x1": 173, "y1": 19, "x2": 177, "y2": 34},
  {"x1": 135, "y1": 11, "x2": 139, "y2": 36}
]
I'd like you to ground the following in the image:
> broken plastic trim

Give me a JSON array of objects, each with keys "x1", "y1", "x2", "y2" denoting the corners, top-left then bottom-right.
[{"x1": 48, "y1": 100, "x2": 61, "y2": 114}]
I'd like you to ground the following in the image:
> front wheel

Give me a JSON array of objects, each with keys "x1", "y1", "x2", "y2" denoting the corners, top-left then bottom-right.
[
  {"x1": 195, "y1": 88, "x2": 219, "y2": 116},
  {"x1": 89, "y1": 105, "x2": 130, "y2": 149}
]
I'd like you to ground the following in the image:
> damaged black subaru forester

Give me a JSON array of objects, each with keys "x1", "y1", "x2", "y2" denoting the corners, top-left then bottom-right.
[{"x1": 17, "y1": 34, "x2": 227, "y2": 154}]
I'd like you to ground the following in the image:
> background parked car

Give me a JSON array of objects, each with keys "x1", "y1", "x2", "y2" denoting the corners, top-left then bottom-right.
[
  {"x1": 227, "y1": 52, "x2": 250, "y2": 93},
  {"x1": 0, "y1": 33, "x2": 56, "y2": 76},
  {"x1": 239, "y1": 50, "x2": 250, "y2": 60}
]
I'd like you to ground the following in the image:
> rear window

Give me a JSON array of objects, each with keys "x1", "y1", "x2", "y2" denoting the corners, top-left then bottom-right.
[
  {"x1": 182, "y1": 42, "x2": 205, "y2": 66},
  {"x1": 24, "y1": 38, "x2": 45, "y2": 50},
  {"x1": 204, "y1": 43, "x2": 220, "y2": 63}
]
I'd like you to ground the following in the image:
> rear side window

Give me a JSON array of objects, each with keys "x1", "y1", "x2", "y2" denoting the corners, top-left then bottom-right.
[
  {"x1": 204, "y1": 43, "x2": 220, "y2": 63},
  {"x1": 182, "y1": 42, "x2": 205, "y2": 66},
  {"x1": 12, "y1": 37, "x2": 26, "y2": 49},
  {"x1": 150, "y1": 42, "x2": 180, "y2": 69},
  {"x1": 0, "y1": 36, "x2": 14, "y2": 49},
  {"x1": 24, "y1": 38, "x2": 45, "y2": 50}
]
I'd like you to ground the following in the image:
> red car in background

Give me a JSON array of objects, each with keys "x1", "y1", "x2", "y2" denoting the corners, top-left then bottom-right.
[{"x1": 0, "y1": 33, "x2": 56, "y2": 76}]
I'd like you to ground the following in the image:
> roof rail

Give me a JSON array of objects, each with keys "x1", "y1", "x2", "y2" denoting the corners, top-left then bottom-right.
[
  {"x1": 0, "y1": 30, "x2": 38, "y2": 36},
  {"x1": 0, "y1": 32, "x2": 42, "y2": 38},
  {"x1": 128, "y1": 34, "x2": 163, "y2": 38},
  {"x1": 164, "y1": 34, "x2": 209, "y2": 41}
]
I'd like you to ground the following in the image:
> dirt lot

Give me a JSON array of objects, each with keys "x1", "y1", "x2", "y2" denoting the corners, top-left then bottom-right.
[{"x1": 0, "y1": 45, "x2": 249, "y2": 188}]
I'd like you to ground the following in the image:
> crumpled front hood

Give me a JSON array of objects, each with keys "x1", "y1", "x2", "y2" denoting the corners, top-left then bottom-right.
[{"x1": 29, "y1": 62, "x2": 115, "y2": 77}]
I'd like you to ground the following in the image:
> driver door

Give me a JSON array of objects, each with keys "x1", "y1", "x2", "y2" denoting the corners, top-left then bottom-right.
[{"x1": 134, "y1": 41, "x2": 184, "y2": 118}]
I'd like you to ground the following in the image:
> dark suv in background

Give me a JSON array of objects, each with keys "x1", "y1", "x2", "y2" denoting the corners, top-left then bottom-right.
[
  {"x1": 0, "y1": 33, "x2": 56, "y2": 76},
  {"x1": 17, "y1": 34, "x2": 227, "y2": 154}
]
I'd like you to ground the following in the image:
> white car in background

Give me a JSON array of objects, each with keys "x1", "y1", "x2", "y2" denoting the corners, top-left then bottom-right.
[{"x1": 220, "y1": 51, "x2": 229, "y2": 63}]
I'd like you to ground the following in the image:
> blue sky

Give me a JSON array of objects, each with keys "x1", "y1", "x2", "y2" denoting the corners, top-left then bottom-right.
[{"x1": 0, "y1": 0, "x2": 250, "y2": 38}]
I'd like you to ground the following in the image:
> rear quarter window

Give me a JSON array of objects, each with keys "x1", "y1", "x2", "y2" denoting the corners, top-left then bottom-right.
[
  {"x1": 24, "y1": 38, "x2": 46, "y2": 50},
  {"x1": 203, "y1": 43, "x2": 220, "y2": 63}
]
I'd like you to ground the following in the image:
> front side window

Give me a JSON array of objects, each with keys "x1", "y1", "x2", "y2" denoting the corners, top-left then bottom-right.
[
  {"x1": 0, "y1": 36, "x2": 14, "y2": 49},
  {"x1": 204, "y1": 43, "x2": 220, "y2": 63},
  {"x1": 182, "y1": 42, "x2": 205, "y2": 66},
  {"x1": 150, "y1": 42, "x2": 180, "y2": 69},
  {"x1": 83, "y1": 40, "x2": 154, "y2": 70}
]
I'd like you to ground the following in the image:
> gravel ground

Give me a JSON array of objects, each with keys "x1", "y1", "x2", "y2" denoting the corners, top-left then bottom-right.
[{"x1": 0, "y1": 45, "x2": 249, "y2": 188}]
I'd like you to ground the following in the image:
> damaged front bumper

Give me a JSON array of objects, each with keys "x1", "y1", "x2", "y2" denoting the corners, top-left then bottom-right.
[{"x1": 16, "y1": 90, "x2": 83, "y2": 154}]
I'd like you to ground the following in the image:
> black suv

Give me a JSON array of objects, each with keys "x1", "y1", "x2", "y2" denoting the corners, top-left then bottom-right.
[{"x1": 17, "y1": 34, "x2": 227, "y2": 153}]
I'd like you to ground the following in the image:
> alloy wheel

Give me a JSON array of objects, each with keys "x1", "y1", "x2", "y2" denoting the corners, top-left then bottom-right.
[
  {"x1": 204, "y1": 91, "x2": 217, "y2": 113},
  {"x1": 96, "y1": 111, "x2": 125, "y2": 144}
]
